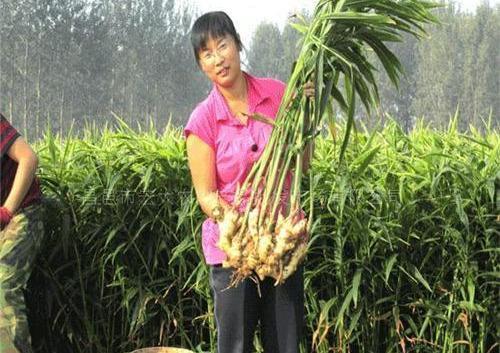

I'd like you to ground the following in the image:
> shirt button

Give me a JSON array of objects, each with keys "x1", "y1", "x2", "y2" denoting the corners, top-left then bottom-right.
[{"x1": 251, "y1": 144, "x2": 258, "y2": 152}]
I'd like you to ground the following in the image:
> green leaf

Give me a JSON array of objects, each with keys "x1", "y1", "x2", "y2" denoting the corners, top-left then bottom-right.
[
  {"x1": 411, "y1": 264, "x2": 432, "y2": 293},
  {"x1": 384, "y1": 254, "x2": 398, "y2": 284},
  {"x1": 353, "y1": 146, "x2": 380, "y2": 178},
  {"x1": 352, "y1": 269, "x2": 362, "y2": 308},
  {"x1": 455, "y1": 192, "x2": 470, "y2": 231}
]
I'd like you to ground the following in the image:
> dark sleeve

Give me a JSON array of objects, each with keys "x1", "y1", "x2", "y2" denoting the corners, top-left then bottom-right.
[{"x1": 0, "y1": 113, "x2": 21, "y2": 158}]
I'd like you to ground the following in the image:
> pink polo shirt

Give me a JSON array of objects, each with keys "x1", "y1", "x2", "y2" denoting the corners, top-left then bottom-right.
[{"x1": 184, "y1": 72, "x2": 289, "y2": 265}]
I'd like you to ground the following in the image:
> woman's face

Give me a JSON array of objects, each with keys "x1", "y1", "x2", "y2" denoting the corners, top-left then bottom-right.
[{"x1": 198, "y1": 34, "x2": 242, "y2": 88}]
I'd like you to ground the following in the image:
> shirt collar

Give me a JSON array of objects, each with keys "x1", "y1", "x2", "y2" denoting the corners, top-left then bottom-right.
[{"x1": 211, "y1": 72, "x2": 271, "y2": 122}]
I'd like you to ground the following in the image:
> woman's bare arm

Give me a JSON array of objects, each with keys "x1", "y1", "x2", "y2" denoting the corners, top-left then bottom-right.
[
  {"x1": 186, "y1": 134, "x2": 230, "y2": 220},
  {"x1": 2, "y1": 137, "x2": 39, "y2": 214}
]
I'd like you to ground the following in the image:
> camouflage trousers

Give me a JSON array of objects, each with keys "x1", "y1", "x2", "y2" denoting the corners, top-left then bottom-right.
[{"x1": 0, "y1": 204, "x2": 43, "y2": 353}]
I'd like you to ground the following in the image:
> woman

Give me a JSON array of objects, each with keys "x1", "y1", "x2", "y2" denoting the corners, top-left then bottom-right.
[
  {"x1": 0, "y1": 113, "x2": 44, "y2": 353},
  {"x1": 184, "y1": 11, "x2": 312, "y2": 353}
]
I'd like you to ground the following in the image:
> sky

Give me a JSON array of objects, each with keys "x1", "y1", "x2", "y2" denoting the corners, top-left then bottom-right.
[{"x1": 178, "y1": 0, "x2": 499, "y2": 46}]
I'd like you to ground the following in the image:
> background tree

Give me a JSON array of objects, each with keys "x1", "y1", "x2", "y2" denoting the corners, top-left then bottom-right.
[
  {"x1": 247, "y1": 22, "x2": 285, "y2": 79},
  {"x1": 411, "y1": 1, "x2": 499, "y2": 129},
  {"x1": 0, "y1": 0, "x2": 209, "y2": 139},
  {"x1": 0, "y1": 0, "x2": 497, "y2": 139},
  {"x1": 247, "y1": 14, "x2": 306, "y2": 82}
]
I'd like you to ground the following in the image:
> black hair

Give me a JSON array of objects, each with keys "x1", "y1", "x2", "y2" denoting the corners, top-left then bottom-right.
[{"x1": 190, "y1": 11, "x2": 243, "y2": 64}]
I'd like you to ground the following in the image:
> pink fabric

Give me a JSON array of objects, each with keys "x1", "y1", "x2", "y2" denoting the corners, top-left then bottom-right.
[{"x1": 184, "y1": 72, "x2": 291, "y2": 264}]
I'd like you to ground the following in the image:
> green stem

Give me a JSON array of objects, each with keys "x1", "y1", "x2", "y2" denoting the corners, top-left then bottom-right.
[
  {"x1": 234, "y1": 121, "x2": 280, "y2": 207},
  {"x1": 268, "y1": 108, "x2": 304, "y2": 224},
  {"x1": 290, "y1": 99, "x2": 308, "y2": 211},
  {"x1": 259, "y1": 110, "x2": 298, "y2": 226}
]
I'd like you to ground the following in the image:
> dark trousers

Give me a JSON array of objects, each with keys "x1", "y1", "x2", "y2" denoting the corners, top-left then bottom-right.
[{"x1": 209, "y1": 265, "x2": 304, "y2": 353}]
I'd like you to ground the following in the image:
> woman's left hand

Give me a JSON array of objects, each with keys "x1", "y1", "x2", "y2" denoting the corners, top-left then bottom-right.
[
  {"x1": 285, "y1": 80, "x2": 315, "y2": 111},
  {"x1": 303, "y1": 81, "x2": 315, "y2": 99}
]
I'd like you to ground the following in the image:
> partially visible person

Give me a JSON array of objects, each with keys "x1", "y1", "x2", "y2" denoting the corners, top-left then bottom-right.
[{"x1": 0, "y1": 113, "x2": 44, "y2": 353}]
